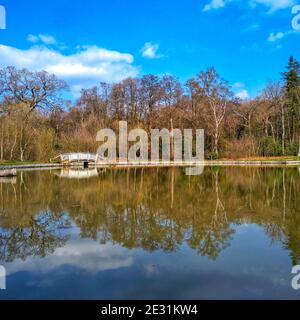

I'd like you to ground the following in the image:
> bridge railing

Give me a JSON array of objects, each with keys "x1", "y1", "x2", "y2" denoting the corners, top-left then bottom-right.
[{"x1": 60, "y1": 153, "x2": 97, "y2": 162}]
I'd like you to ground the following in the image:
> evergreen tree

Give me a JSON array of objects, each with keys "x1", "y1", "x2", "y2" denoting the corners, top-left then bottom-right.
[
  {"x1": 282, "y1": 56, "x2": 300, "y2": 155},
  {"x1": 283, "y1": 56, "x2": 300, "y2": 104}
]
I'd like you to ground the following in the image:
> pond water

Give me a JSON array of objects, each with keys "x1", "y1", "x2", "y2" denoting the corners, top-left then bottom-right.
[{"x1": 0, "y1": 166, "x2": 300, "y2": 300}]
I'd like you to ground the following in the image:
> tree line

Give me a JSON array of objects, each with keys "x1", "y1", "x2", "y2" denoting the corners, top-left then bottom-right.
[{"x1": 0, "y1": 56, "x2": 299, "y2": 162}]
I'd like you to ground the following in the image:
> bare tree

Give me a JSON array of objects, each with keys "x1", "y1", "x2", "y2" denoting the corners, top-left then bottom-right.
[
  {"x1": 0, "y1": 67, "x2": 67, "y2": 161},
  {"x1": 233, "y1": 100, "x2": 258, "y2": 155},
  {"x1": 0, "y1": 66, "x2": 68, "y2": 115},
  {"x1": 192, "y1": 68, "x2": 232, "y2": 156},
  {"x1": 140, "y1": 75, "x2": 162, "y2": 128},
  {"x1": 262, "y1": 82, "x2": 285, "y2": 154}
]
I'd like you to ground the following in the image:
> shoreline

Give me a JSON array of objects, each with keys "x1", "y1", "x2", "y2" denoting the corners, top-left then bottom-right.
[{"x1": 1, "y1": 160, "x2": 300, "y2": 170}]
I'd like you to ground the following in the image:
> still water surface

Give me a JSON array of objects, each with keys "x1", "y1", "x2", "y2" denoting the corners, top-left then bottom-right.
[{"x1": 0, "y1": 167, "x2": 300, "y2": 299}]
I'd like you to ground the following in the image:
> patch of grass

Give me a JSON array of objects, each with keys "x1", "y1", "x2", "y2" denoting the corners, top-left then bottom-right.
[
  {"x1": 218, "y1": 156, "x2": 300, "y2": 162},
  {"x1": 0, "y1": 160, "x2": 35, "y2": 166}
]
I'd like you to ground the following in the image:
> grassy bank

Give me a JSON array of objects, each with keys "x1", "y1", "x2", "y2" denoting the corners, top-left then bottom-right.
[
  {"x1": 0, "y1": 161, "x2": 35, "y2": 166},
  {"x1": 218, "y1": 156, "x2": 300, "y2": 162}
]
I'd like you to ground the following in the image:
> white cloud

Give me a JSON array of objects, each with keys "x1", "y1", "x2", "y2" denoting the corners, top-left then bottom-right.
[
  {"x1": 27, "y1": 33, "x2": 57, "y2": 45},
  {"x1": 38, "y1": 34, "x2": 57, "y2": 45},
  {"x1": 203, "y1": 0, "x2": 295, "y2": 12},
  {"x1": 267, "y1": 29, "x2": 299, "y2": 43},
  {"x1": 235, "y1": 89, "x2": 250, "y2": 100},
  {"x1": 141, "y1": 42, "x2": 162, "y2": 59},
  {"x1": 203, "y1": 0, "x2": 228, "y2": 11},
  {"x1": 0, "y1": 43, "x2": 139, "y2": 96},
  {"x1": 27, "y1": 34, "x2": 39, "y2": 43},
  {"x1": 233, "y1": 83, "x2": 250, "y2": 100},
  {"x1": 250, "y1": 0, "x2": 295, "y2": 12},
  {"x1": 268, "y1": 31, "x2": 285, "y2": 42}
]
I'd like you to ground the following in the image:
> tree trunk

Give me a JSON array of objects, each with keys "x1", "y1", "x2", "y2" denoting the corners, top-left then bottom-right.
[
  {"x1": 281, "y1": 103, "x2": 285, "y2": 155},
  {"x1": 214, "y1": 125, "x2": 219, "y2": 156},
  {"x1": 298, "y1": 113, "x2": 300, "y2": 157},
  {"x1": 20, "y1": 147, "x2": 25, "y2": 162},
  {"x1": 170, "y1": 118, "x2": 174, "y2": 161},
  {"x1": 10, "y1": 130, "x2": 18, "y2": 161},
  {"x1": 0, "y1": 121, "x2": 4, "y2": 161},
  {"x1": 19, "y1": 124, "x2": 24, "y2": 162}
]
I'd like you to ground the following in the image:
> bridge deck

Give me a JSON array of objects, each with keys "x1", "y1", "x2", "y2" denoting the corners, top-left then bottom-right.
[{"x1": 59, "y1": 153, "x2": 97, "y2": 163}]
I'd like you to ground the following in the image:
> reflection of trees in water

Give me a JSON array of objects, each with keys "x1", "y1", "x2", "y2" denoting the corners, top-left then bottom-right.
[
  {"x1": 0, "y1": 172, "x2": 70, "y2": 262},
  {"x1": 0, "y1": 167, "x2": 300, "y2": 263},
  {"x1": 0, "y1": 210, "x2": 69, "y2": 262},
  {"x1": 188, "y1": 171, "x2": 233, "y2": 259}
]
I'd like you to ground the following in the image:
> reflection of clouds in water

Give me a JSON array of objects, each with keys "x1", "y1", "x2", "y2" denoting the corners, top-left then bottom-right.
[
  {"x1": 5, "y1": 237, "x2": 134, "y2": 275},
  {"x1": 143, "y1": 264, "x2": 160, "y2": 277},
  {"x1": 234, "y1": 224, "x2": 251, "y2": 235}
]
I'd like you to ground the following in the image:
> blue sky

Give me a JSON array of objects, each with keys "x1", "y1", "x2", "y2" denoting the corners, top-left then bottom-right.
[{"x1": 0, "y1": 0, "x2": 299, "y2": 99}]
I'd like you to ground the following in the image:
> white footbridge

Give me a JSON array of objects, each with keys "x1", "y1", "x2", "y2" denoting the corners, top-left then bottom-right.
[{"x1": 53, "y1": 153, "x2": 101, "y2": 167}]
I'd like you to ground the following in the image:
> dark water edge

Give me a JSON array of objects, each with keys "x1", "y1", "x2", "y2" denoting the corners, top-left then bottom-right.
[{"x1": 0, "y1": 167, "x2": 300, "y2": 300}]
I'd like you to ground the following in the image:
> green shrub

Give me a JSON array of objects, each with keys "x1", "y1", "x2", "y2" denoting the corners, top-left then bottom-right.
[
  {"x1": 208, "y1": 151, "x2": 219, "y2": 160},
  {"x1": 286, "y1": 143, "x2": 298, "y2": 156},
  {"x1": 260, "y1": 137, "x2": 283, "y2": 157}
]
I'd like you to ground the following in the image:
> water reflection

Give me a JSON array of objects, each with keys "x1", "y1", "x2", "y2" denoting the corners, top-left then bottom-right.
[
  {"x1": 0, "y1": 167, "x2": 300, "y2": 299},
  {"x1": 57, "y1": 168, "x2": 99, "y2": 179},
  {"x1": 0, "y1": 177, "x2": 16, "y2": 184}
]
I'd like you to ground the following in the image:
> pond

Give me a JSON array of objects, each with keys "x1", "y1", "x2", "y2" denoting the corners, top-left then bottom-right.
[{"x1": 0, "y1": 166, "x2": 300, "y2": 299}]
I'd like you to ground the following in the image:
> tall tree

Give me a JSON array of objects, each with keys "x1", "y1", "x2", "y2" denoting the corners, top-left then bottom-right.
[
  {"x1": 283, "y1": 56, "x2": 300, "y2": 155},
  {"x1": 0, "y1": 66, "x2": 68, "y2": 114},
  {"x1": 0, "y1": 67, "x2": 67, "y2": 160},
  {"x1": 190, "y1": 68, "x2": 232, "y2": 157}
]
